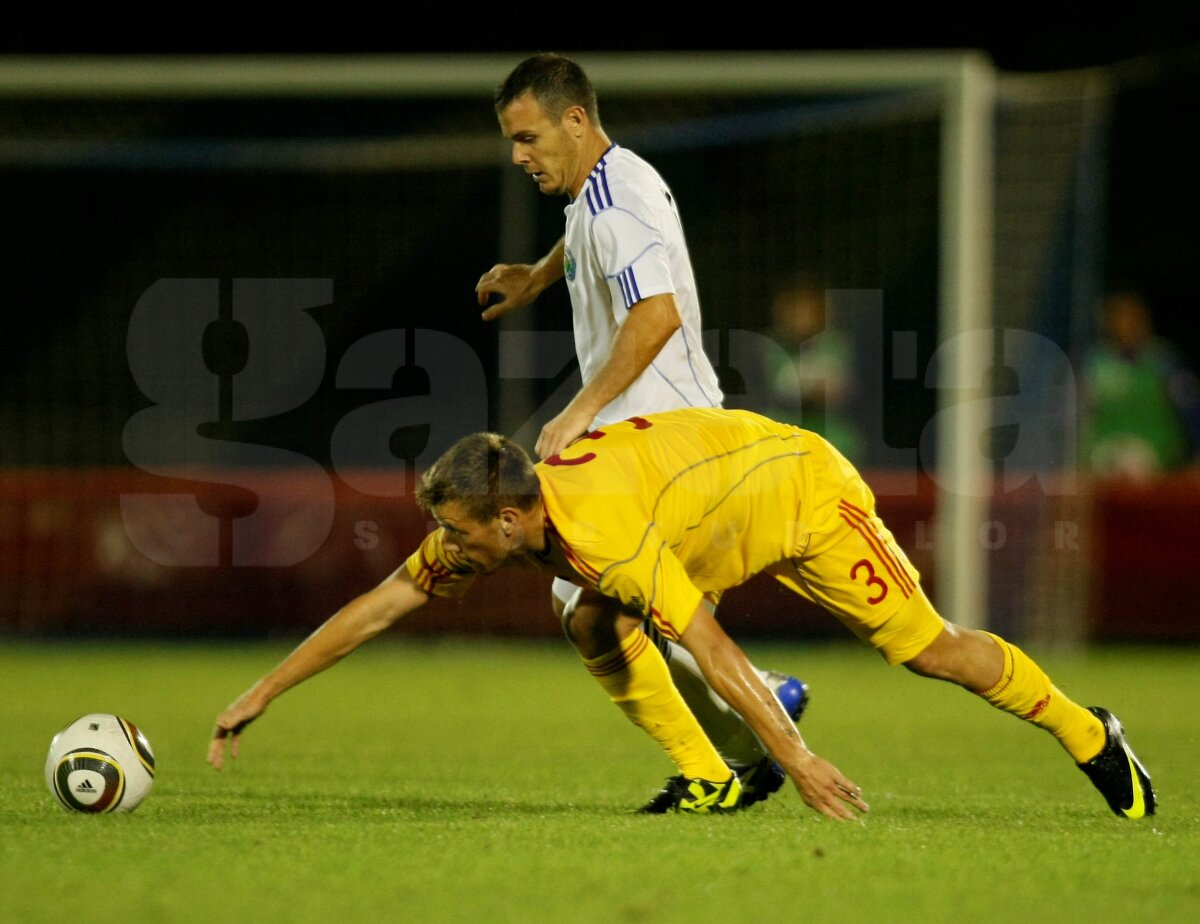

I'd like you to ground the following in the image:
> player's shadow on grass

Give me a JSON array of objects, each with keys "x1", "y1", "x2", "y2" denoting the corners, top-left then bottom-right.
[{"x1": 198, "y1": 789, "x2": 622, "y2": 820}]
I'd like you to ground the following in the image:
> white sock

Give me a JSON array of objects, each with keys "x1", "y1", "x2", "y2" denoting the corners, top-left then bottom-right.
[{"x1": 663, "y1": 640, "x2": 772, "y2": 769}]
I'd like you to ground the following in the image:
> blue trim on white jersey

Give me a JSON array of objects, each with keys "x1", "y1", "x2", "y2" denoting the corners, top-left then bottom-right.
[
  {"x1": 585, "y1": 173, "x2": 613, "y2": 214},
  {"x1": 650, "y1": 361, "x2": 696, "y2": 406},
  {"x1": 598, "y1": 164, "x2": 613, "y2": 207},
  {"x1": 615, "y1": 266, "x2": 647, "y2": 310},
  {"x1": 604, "y1": 241, "x2": 661, "y2": 276},
  {"x1": 583, "y1": 144, "x2": 619, "y2": 216},
  {"x1": 678, "y1": 325, "x2": 721, "y2": 406}
]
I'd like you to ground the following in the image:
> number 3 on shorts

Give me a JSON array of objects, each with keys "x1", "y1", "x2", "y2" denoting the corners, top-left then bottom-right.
[{"x1": 850, "y1": 558, "x2": 888, "y2": 605}]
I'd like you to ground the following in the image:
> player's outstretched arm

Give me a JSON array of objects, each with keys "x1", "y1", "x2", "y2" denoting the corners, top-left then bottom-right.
[
  {"x1": 207, "y1": 567, "x2": 430, "y2": 770},
  {"x1": 476, "y1": 238, "x2": 566, "y2": 321},
  {"x1": 678, "y1": 602, "x2": 869, "y2": 821},
  {"x1": 535, "y1": 292, "x2": 682, "y2": 459}
]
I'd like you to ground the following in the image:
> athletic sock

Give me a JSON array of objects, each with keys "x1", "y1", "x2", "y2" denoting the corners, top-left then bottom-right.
[
  {"x1": 977, "y1": 632, "x2": 1106, "y2": 763},
  {"x1": 585, "y1": 629, "x2": 732, "y2": 781},
  {"x1": 663, "y1": 639, "x2": 767, "y2": 768}
]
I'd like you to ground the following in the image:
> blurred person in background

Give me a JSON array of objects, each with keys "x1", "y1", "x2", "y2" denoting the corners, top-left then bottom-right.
[
  {"x1": 759, "y1": 279, "x2": 863, "y2": 462},
  {"x1": 1082, "y1": 290, "x2": 1200, "y2": 478}
]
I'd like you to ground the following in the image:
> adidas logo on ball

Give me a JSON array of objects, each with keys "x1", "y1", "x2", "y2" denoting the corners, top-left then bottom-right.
[{"x1": 45, "y1": 714, "x2": 156, "y2": 814}]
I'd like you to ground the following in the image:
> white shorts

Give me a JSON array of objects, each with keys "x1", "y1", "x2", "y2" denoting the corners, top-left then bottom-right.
[{"x1": 551, "y1": 576, "x2": 580, "y2": 607}]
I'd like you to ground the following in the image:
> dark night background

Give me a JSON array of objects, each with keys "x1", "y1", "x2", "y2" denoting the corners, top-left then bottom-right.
[
  {"x1": 1, "y1": 17, "x2": 1197, "y2": 641},
  {"x1": 4, "y1": 14, "x2": 1196, "y2": 343},
  {"x1": 1, "y1": 19, "x2": 1197, "y2": 466}
]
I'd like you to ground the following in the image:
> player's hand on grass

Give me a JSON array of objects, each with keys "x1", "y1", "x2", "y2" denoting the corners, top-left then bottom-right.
[
  {"x1": 476, "y1": 263, "x2": 542, "y2": 321},
  {"x1": 207, "y1": 694, "x2": 267, "y2": 771},
  {"x1": 788, "y1": 753, "x2": 869, "y2": 821}
]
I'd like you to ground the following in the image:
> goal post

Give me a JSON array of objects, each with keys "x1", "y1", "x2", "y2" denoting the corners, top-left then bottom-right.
[{"x1": 0, "y1": 51, "x2": 995, "y2": 630}]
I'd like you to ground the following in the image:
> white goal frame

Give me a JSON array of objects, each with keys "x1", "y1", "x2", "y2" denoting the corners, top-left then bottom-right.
[{"x1": 0, "y1": 51, "x2": 995, "y2": 628}]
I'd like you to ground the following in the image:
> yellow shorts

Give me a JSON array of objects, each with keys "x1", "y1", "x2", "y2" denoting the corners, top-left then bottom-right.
[{"x1": 766, "y1": 436, "x2": 944, "y2": 666}]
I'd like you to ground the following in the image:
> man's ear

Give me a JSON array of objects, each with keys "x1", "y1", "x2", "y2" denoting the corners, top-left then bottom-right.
[{"x1": 562, "y1": 104, "x2": 587, "y2": 137}]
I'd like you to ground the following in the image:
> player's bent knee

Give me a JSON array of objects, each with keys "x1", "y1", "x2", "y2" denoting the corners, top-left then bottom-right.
[{"x1": 561, "y1": 589, "x2": 625, "y2": 656}]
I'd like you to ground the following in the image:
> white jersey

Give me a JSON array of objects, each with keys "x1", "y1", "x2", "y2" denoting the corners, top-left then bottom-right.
[{"x1": 562, "y1": 144, "x2": 723, "y2": 426}]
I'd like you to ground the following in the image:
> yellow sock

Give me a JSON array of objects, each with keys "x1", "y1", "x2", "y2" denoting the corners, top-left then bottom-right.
[
  {"x1": 584, "y1": 629, "x2": 731, "y2": 781},
  {"x1": 978, "y1": 632, "x2": 1106, "y2": 763}
]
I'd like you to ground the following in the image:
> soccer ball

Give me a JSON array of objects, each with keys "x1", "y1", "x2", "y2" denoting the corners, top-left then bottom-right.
[{"x1": 44, "y1": 714, "x2": 156, "y2": 814}]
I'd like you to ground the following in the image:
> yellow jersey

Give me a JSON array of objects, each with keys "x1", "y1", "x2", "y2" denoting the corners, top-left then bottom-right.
[
  {"x1": 535, "y1": 408, "x2": 847, "y2": 640},
  {"x1": 408, "y1": 408, "x2": 875, "y2": 639}
]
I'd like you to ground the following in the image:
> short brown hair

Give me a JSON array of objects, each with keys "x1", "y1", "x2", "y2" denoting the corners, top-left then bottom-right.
[
  {"x1": 416, "y1": 432, "x2": 541, "y2": 522},
  {"x1": 494, "y1": 52, "x2": 600, "y2": 124}
]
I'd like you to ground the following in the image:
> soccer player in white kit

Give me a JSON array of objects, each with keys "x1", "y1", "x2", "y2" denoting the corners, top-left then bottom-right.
[{"x1": 475, "y1": 53, "x2": 806, "y2": 809}]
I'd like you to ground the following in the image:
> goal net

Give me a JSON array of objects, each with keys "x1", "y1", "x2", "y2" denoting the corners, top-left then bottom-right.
[{"x1": 0, "y1": 54, "x2": 1105, "y2": 640}]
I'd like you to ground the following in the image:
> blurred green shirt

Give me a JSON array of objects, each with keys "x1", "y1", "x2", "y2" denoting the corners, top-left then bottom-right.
[{"x1": 1083, "y1": 340, "x2": 1193, "y2": 473}]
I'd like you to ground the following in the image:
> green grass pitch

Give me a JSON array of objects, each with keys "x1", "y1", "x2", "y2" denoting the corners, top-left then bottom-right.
[{"x1": 2, "y1": 637, "x2": 1197, "y2": 923}]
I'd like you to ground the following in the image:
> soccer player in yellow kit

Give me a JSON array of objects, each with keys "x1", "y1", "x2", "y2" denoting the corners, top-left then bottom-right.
[
  {"x1": 210, "y1": 408, "x2": 1155, "y2": 820},
  {"x1": 475, "y1": 52, "x2": 809, "y2": 808}
]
